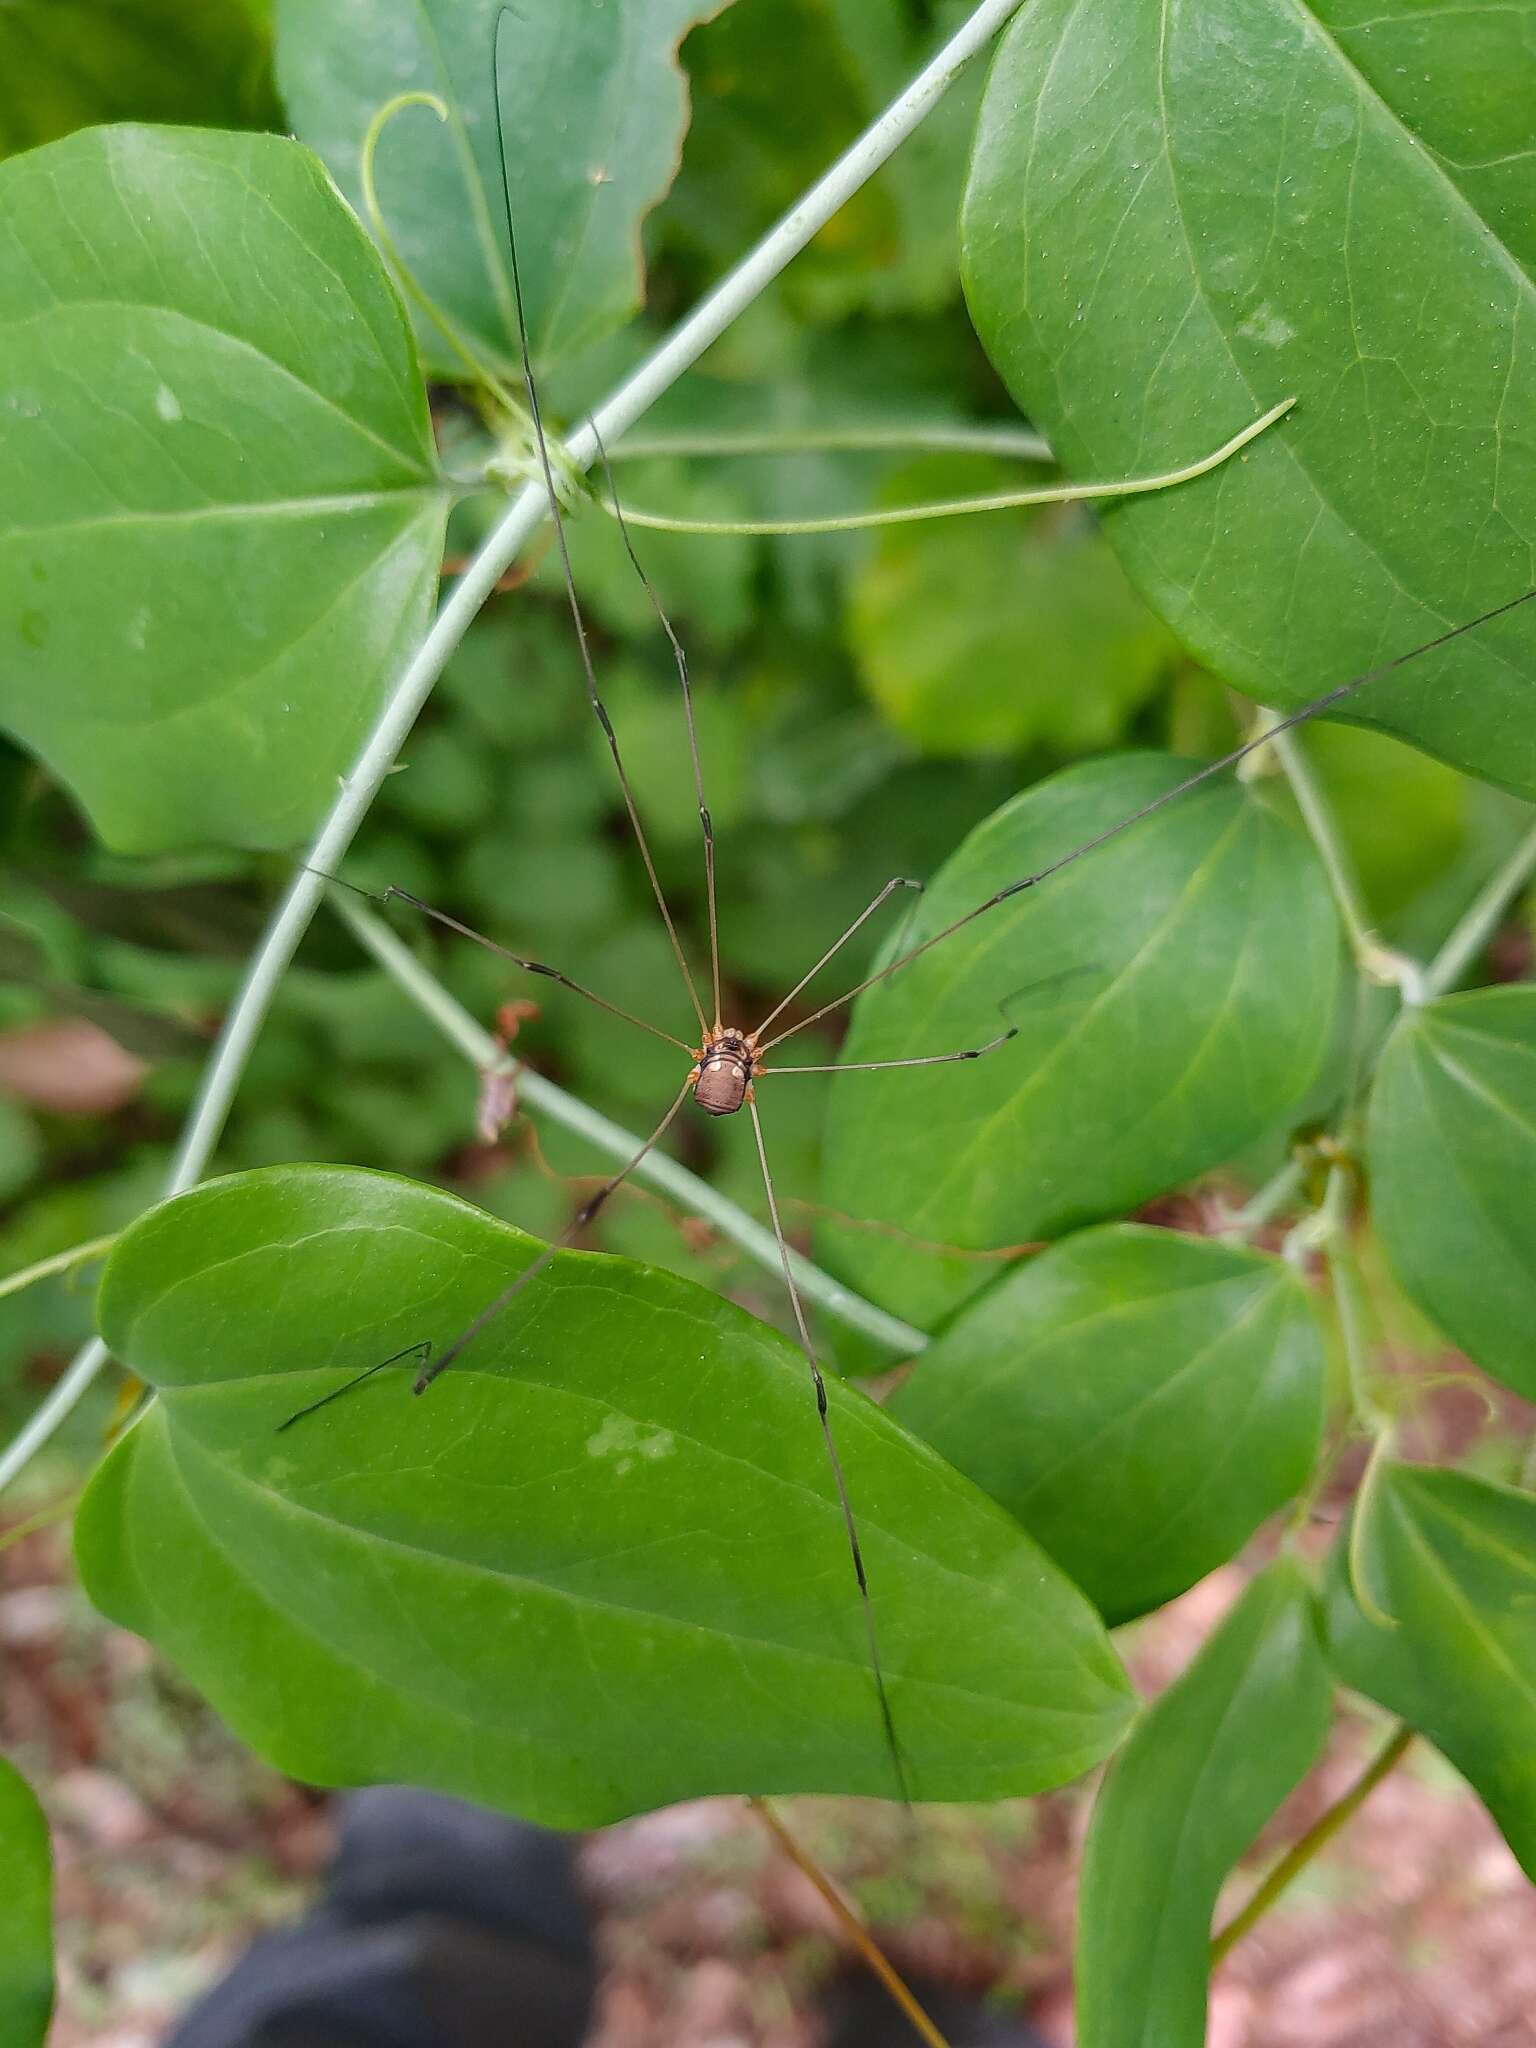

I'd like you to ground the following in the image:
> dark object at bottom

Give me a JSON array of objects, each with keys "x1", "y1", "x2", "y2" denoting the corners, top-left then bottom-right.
[
  {"x1": 165, "y1": 1788, "x2": 595, "y2": 2048},
  {"x1": 166, "y1": 1787, "x2": 1050, "y2": 2048}
]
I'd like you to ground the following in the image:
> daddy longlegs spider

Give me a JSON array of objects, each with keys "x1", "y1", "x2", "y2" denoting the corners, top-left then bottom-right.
[{"x1": 290, "y1": 10, "x2": 1536, "y2": 1843}]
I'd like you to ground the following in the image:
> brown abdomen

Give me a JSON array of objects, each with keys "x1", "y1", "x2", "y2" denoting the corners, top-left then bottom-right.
[{"x1": 695, "y1": 1058, "x2": 747, "y2": 1116}]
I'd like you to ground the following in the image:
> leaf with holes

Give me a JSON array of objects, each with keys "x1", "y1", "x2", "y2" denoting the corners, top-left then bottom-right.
[
  {"x1": 1368, "y1": 987, "x2": 1536, "y2": 1399},
  {"x1": 962, "y1": 0, "x2": 1536, "y2": 795},
  {"x1": 275, "y1": 0, "x2": 733, "y2": 379},
  {"x1": 76, "y1": 1164, "x2": 1135, "y2": 1825},
  {"x1": 1077, "y1": 1562, "x2": 1331, "y2": 2048},
  {"x1": 889, "y1": 1225, "x2": 1325, "y2": 1624},
  {"x1": 816, "y1": 755, "x2": 1343, "y2": 1329},
  {"x1": 0, "y1": 1753, "x2": 52, "y2": 2048},
  {"x1": 0, "y1": 125, "x2": 445, "y2": 854},
  {"x1": 1324, "y1": 1465, "x2": 1536, "y2": 1880}
]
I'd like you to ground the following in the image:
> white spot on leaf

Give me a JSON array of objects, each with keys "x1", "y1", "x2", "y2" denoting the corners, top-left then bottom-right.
[
  {"x1": 1237, "y1": 302, "x2": 1296, "y2": 349},
  {"x1": 154, "y1": 384, "x2": 183, "y2": 423},
  {"x1": 585, "y1": 1413, "x2": 676, "y2": 1469}
]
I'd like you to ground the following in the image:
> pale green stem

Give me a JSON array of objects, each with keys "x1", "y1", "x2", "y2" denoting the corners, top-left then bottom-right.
[
  {"x1": 1265, "y1": 724, "x2": 1425, "y2": 999},
  {"x1": 609, "y1": 423, "x2": 1055, "y2": 463},
  {"x1": 0, "y1": 1495, "x2": 78, "y2": 1553},
  {"x1": 1220, "y1": 1157, "x2": 1306, "y2": 1241},
  {"x1": 1317, "y1": 1162, "x2": 1399, "y2": 1630},
  {"x1": 1320, "y1": 1165, "x2": 1387, "y2": 1433},
  {"x1": 360, "y1": 93, "x2": 524, "y2": 416},
  {"x1": 334, "y1": 896, "x2": 926, "y2": 1357},
  {"x1": 0, "y1": 1234, "x2": 117, "y2": 1304},
  {"x1": 1419, "y1": 811, "x2": 1536, "y2": 1001},
  {"x1": 0, "y1": 0, "x2": 1022, "y2": 1495},
  {"x1": 1211, "y1": 1723, "x2": 1414, "y2": 1964},
  {"x1": 595, "y1": 398, "x2": 1294, "y2": 536}
]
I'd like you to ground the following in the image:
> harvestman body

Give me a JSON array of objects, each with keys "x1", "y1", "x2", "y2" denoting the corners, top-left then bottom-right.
[{"x1": 290, "y1": 10, "x2": 1536, "y2": 1814}]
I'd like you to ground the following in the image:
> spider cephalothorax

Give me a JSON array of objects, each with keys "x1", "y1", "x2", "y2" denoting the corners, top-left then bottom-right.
[{"x1": 691, "y1": 1028, "x2": 759, "y2": 1117}]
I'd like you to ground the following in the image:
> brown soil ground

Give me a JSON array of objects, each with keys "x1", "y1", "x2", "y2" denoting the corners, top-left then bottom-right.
[{"x1": 6, "y1": 1479, "x2": 1534, "y2": 2048}]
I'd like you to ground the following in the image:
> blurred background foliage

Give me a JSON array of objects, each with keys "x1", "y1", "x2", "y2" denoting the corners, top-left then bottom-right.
[{"x1": 0, "y1": 0, "x2": 1530, "y2": 1443}]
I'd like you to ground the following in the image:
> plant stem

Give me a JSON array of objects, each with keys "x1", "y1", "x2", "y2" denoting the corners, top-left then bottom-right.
[
  {"x1": 0, "y1": 1234, "x2": 117, "y2": 1304},
  {"x1": 1420, "y1": 812, "x2": 1536, "y2": 1001},
  {"x1": 334, "y1": 896, "x2": 927, "y2": 1357},
  {"x1": 1266, "y1": 724, "x2": 1424, "y2": 998},
  {"x1": 1210, "y1": 1722, "x2": 1414, "y2": 1964},
  {"x1": 749, "y1": 1798, "x2": 951, "y2": 2048},
  {"x1": 0, "y1": 0, "x2": 1022, "y2": 1495},
  {"x1": 601, "y1": 399, "x2": 1293, "y2": 536},
  {"x1": 1220, "y1": 1157, "x2": 1306, "y2": 1240},
  {"x1": 610, "y1": 423, "x2": 1055, "y2": 462},
  {"x1": 1319, "y1": 1164, "x2": 1388, "y2": 1435}
]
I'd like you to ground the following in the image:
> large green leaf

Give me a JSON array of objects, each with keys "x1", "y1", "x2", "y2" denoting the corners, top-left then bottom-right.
[
  {"x1": 816, "y1": 756, "x2": 1343, "y2": 1328},
  {"x1": 1324, "y1": 1465, "x2": 1536, "y2": 1879},
  {"x1": 962, "y1": 0, "x2": 1536, "y2": 796},
  {"x1": 0, "y1": 126, "x2": 445, "y2": 855},
  {"x1": 1368, "y1": 988, "x2": 1536, "y2": 1400},
  {"x1": 889, "y1": 1226, "x2": 1325, "y2": 1624},
  {"x1": 0, "y1": 0, "x2": 278, "y2": 158},
  {"x1": 0, "y1": 1753, "x2": 52, "y2": 2048},
  {"x1": 275, "y1": 0, "x2": 732, "y2": 378},
  {"x1": 849, "y1": 456, "x2": 1178, "y2": 757},
  {"x1": 77, "y1": 1164, "x2": 1133, "y2": 1825},
  {"x1": 1077, "y1": 1562, "x2": 1332, "y2": 2048}
]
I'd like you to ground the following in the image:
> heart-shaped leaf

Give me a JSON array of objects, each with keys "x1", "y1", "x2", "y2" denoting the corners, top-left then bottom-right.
[
  {"x1": 0, "y1": 1754, "x2": 52, "y2": 2048},
  {"x1": 1368, "y1": 988, "x2": 1536, "y2": 1400},
  {"x1": 816, "y1": 756, "x2": 1342, "y2": 1329},
  {"x1": 77, "y1": 1164, "x2": 1134, "y2": 1825},
  {"x1": 1324, "y1": 1464, "x2": 1536, "y2": 1879},
  {"x1": 275, "y1": 0, "x2": 732, "y2": 378},
  {"x1": 1077, "y1": 1562, "x2": 1332, "y2": 2048},
  {"x1": 889, "y1": 1225, "x2": 1325, "y2": 1624},
  {"x1": 0, "y1": 0, "x2": 278, "y2": 158},
  {"x1": 962, "y1": 0, "x2": 1536, "y2": 795},
  {"x1": 0, "y1": 124, "x2": 445, "y2": 854}
]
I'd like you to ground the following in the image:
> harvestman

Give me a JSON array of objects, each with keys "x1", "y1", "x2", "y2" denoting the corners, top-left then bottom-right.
[{"x1": 294, "y1": 27, "x2": 1536, "y2": 1802}]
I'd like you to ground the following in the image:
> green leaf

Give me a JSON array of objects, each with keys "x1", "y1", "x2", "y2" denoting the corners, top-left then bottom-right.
[
  {"x1": 0, "y1": 1753, "x2": 52, "y2": 2048},
  {"x1": 667, "y1": 0, "x2": 980, "y2": 319},
  {"x1": 1324, "y1": 1465, "x2": 1536, "y2": 1879},
  {"x1": 0, "y1": 0, "x2": 278, "y2": 158},
  {"x1": 77, "y1": 1164, "x2": 1134, "y2": 1825},
  {"x1": 889, "y1": 1225, "x2": 1325, "y2": 1624},
  {"x1": 962, "y1": 0, "x2": 1536, "y2": 796},
  {"x1": 817, "y1": 756, "x2": 1343, "y2": 1329},
  {"x1": 1368, "y1": 987, "x2": 1536, "y2": 1399},
  {"x1": 0, "y1": 1099, "x2": 44, "y2": 1208},
  {"x1": 849, "y1": 457, "x2": 1177, "y2": 757},
  {"x1": 0, "y1": 125, "x2": 445, "y2": 854},
  {"x1": 275, "y1": 0, "x2": 732, "y2": 378},
  {"x1": 1077, "y1": 1562, "x2": 1332, "y2": 2048}
]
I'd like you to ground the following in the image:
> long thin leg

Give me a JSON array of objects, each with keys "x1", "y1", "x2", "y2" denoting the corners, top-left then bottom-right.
[
  {"x1": 760, "y1": 1021, "x2": 1017, "y2": 1078},
  {"x1": 316, "y1": 870, "x2": 693, "y2": 1053},
  {"x1": 490, "y1": 16, "x2": 708, "y2": 1040},
  {"x1": 756, "y1": 586, "x2": 1536, "y2": 1055},
  {"x1": 415, "y1": 1080, "x2": 694, "y2": 1390},
  {"x1": 276, "y1": 1085, "x2": 693, "y2": 1430},
  {"x1": 752, "y1": 878, "x2": 921, "y2": 1042},
  {"x1": 592, "y1": 427, "x2": 724, "y2": 1032},
  {"x1": 747, "y1": 1097, "x2": 909, "y2": 1805},
  {"x1": 277, "y1": 1341, "x2": 432, "y2": 1433}
]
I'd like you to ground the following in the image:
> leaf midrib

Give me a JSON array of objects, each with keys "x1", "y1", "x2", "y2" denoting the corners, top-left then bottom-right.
[{"x1": 1, "y1": 298, "x2": 435, "y2": 480}]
